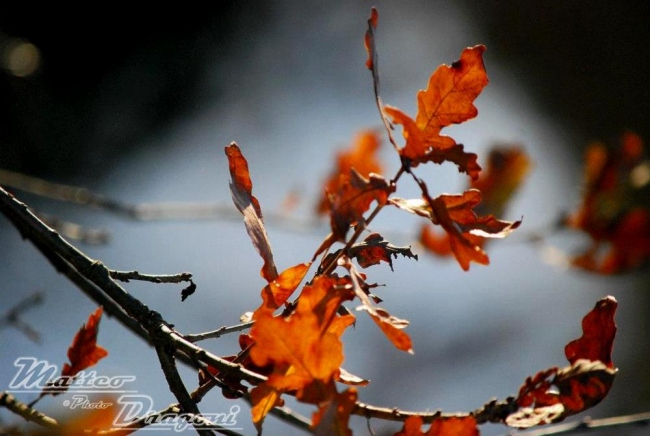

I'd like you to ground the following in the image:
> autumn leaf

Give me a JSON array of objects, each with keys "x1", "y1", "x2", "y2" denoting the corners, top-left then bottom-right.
[
  {"x1": 395, "y1": 415, "x2": 478, "y2": 436},
  {"x1": 470, "y1": 146, "x2": 532, "y2": 218},
  {"x1": 312, "y1": 388, "x2": 357, "y2": 436},
  {"x1": 42, "y1": 307, "x2": 108, "y2": 397},
  {"x1": 391, "y1": 190, "x2": 521, "y2": 270},
  {"x1": 565, "y1": 132, "x2": 650, "y2": 273},
  {"x1": 506, "y1": 296, "x2": 618, "y2": 428},
  {"x1": 248, "y1": 275, "x2": 355, "y2": 427},
  {"x1": 415, "y1": 146, "x2": 529, "y2": 264},
  {"x1": 225, "y1": 142, "x2": 278, "y2": 282},
  {"x1": 349, "y1": 232, "x2": 418, "y2": 271},
  {"x1": 384, "y1": 45, "x2": 488, "y2": 179},
  {"x1": 315, "y1": 130, "x2": 393, "y2": 252},
  {"x1": 317, "y1": 130, "x2": 384, "y2": 215},
  {"x1": 256, "y1": 262, "x2": 312, "y2": 314},
  {"x1": 326, "y1": 169, "x2": 394, "y2": 245},
  {"x1": 342, "y1": 257, "x2": 413, "y2": 353},
  {"x1": 363, "y1": 8, "x2": 401, "y2": 152}
]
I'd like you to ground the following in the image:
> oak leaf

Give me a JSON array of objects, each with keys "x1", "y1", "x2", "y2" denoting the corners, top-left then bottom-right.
[
  {"x1": 392, "y1": 190, "x2": 520, "y2": 270},
  {"x1": 312, "y1": 388, "x2": 357, "y2": 436},
  {"x1": 470, "y1": 146, "x2": 532, "y2": 218},
  {"x1": 256, "y1": 262, "x2": 312, "y2": 314},
  {"x1": 42, "y1": 307, "x2": 108, "y2": 397},
  {"x1": 384, "y1": 45, "x2": 488, "y2": 179},
  {"x1": 344, "y1": 257, "x2": 413, "y2": 353},
  {"x1": 395, "y1": 415, "x2": 478, "y2": 436},
  {"x1": 349, "y1": 232, "x2": 418, "y2": 271},
  {"x1": 248, "y1": 275, "x2": 355, "y2": 426},
  {"x1": 326, "y1": 169, "x2": 394, "y2": 244},
  {"x1": 225, "y1": 142, "x2": 278, "y2": 282},
  {"x1": 317, "y1": 130, "x2": 384, "y2": 215},
  {"x1": 506, "y1": 296, "x2": 618, "y2": 428}
]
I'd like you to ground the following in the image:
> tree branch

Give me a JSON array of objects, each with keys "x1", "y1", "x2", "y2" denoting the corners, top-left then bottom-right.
[
  {"x1": 109, "y1": 270, "x2": 193, "y2": 284},
  {"x1": 508, "y1": 411, "x2": 650, "y2": 436},
  {"x1": 0, "y1": 391, "x2": 59, "y2": 430},
  {"x1": 0, "y1": 291, "x2": 43, "y2": 343},
  {"x1": 184, "y1": 322, "x2": 254, "y2": 343},
  {"x1": 0, "y1": 186, "x2": 312, "y2": 433}
]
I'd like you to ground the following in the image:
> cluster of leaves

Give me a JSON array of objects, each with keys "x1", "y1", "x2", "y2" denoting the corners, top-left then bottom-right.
[
  {"x1": 3, "y1": 6, "x2": 632, "y2": 436},
  {"x1": 395, "y1": 296, "x2": 617, "y2": 435},
  {"x1": 212, "y1": 8, "x2": 620, "y2": 434},
  {"x1": 564, "y1": 131, "x2": 650, "y2": 273}
]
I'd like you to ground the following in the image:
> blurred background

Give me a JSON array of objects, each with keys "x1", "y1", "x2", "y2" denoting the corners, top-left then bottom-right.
[{"x1": 1, "y1": 1, "x2": 649, "y2": 435}]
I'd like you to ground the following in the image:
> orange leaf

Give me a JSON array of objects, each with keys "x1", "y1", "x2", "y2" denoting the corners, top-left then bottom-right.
[
  {"x1": 364, "y1": 8, "x2": 379, "y2": 72},
  {"x1": 62, "y1": 307, "x2": 108, "y2": 377},
  {"x1": 225, "y1": 143, "x2": 278, "y2": 282},
  {"x1": 312, "y1": 388, "x2": 357, "y2": 436},
  {"x1": 317, "y1": 130, "x2": 384, "y2": 215},
  {"x1": 43, "y1": 307, "x2": 108, "y2": 397},
  {"x1": 257, "y1": 262, "x2": 312, "y2": 314},
  {"x1": 344, "y1": 258, "x2": 413, "y2": 353},
  {"x1": 392, "y1": 191, "x2": 520, "y2": 270},
  {"x1": 58, "y1": 394, "x2": 118, "y2": 434},
  {"x1": 470, "y1": 146, "x2": 532, "y2": 218},
  {"x1": 506, "y1": 296, "x2": 618, "y2": 428},
  {"x1": 395, "y1": 415, "x2": 478, "y2": 436},
  {"x1": 317, "y1": 131, "x2": 391, "y2": 244},
  {"x1": 385, "y1": 45, "x2": 488, "y2": 179},
  {"x1": 248, "y1": 276, "x2": 355, "y2": 425},
  {"x1": 328, "y1": 169, "x2": 394, "y2": 242}
]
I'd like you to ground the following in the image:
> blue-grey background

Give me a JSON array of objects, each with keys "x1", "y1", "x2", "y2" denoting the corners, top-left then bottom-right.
[{"x1": 1, "y1": 1, "x2": 649, "y2": 435}]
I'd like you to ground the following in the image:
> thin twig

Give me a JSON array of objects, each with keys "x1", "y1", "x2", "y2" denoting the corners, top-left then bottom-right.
[
  {"x1": 0, "y1": 169, "x2": 322, "y2": 232},
  {"x1": 508, "y1": 411, "x2": 650, "y2": 436},
  {"x1": 0, "y1": 391, "x2": 59, "y2": 430},
  {"x1": 184, "y1": 322, "x2": 254, "y2": 343},
  {"x1": 109, "y1": 270, "x2": 193, "y2": 284},
  {"x1": 0, "y1": 291, "x2": 43, "y2": 343},
  {"x1": 37, "y1": 210, "x2": 111, "y2": 245}
]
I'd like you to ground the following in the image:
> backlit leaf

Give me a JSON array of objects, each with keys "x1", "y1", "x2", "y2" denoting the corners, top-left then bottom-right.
[
  {"x1": 248, "y1": 275, "x2": 355, "y2": 426},
  {"x1": 312, "y1": 388, "x2": 357, "y2": 436},
  {"x1": 385, "y1": 46, "x2": 488, "y2": 179},
  {"x1": 257, "y1": 262, "x2": 312, "y2": 313},
  {"x1": 344, "y1": 258, "x2": 413, "y2": 353},
  {"x1": 506, "y1": 296, "x2": 618, "y2": 428},
  {"x1": 327, "y1": 169, "x2": 394, "y2": 243},
  {"x1": 391, "y1": 190, "x2": 520, "y2": 270},
  {"x1": 42, "y1": 307, "x2": 108, "y2": 397},
  {"x1": 226, "y1": 143, "x2": 278, "y2": 282},
  {"x1": 394, "y1": 415, "x2": 479, "y2": 436},
  {"x1": 470, "y1": 146, "x2": 532, "y2": 218}
]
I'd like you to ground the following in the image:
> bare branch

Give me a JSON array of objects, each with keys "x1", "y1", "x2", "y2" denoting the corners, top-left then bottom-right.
[
  {"x1": 109, "y1": 270, "x2": 193, "y2": 284},
  {"x1": 185, "y1": 322, "x2": 254, "y2": 343},
  {"x1": 0, "y1": 291, "x2": 43, "y2": 343},
  {"x1": 0, "y1": 186, "x2": 316, "y2": 434},
  {"x1": 37, "y1": 211, "x2": 111, "y2": 245},
  {"x1": 508, "y1": 411, "x2": 650, "y2": 436},
  {"x1": 0, "y1": 391, "x2": 59, "y2": 430}
]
